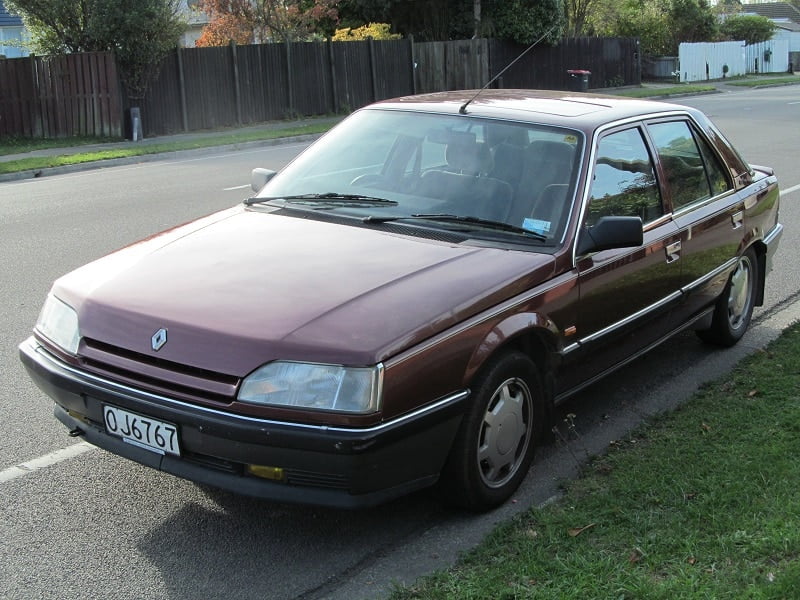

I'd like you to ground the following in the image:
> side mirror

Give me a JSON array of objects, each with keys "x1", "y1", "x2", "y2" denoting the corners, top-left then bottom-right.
[
  {"x1": 251, "y1": 168, "x2": 277, "y2": 193},
  {"x1": 576, "y1": 216, "x2": 643, "y2": 255}
]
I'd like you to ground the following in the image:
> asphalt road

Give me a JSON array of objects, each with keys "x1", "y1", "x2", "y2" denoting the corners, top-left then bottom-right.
[{"x1": 1, "y1": 87, "x2": 798, "y2": 600}]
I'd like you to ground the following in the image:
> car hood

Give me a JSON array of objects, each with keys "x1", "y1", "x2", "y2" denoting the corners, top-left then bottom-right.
[{"x1": 52, "y1": 206, "x2": 555, "y2": 376}]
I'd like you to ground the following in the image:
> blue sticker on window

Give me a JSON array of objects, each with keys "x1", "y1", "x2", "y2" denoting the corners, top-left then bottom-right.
[{"x1": 523, "y1": 218, "x2": 551, "y2": 235}]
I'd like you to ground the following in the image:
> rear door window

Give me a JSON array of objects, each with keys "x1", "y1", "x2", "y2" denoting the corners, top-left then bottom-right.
[{"x1": 647, "y1": 120, "x2": 731, "y2": 210}]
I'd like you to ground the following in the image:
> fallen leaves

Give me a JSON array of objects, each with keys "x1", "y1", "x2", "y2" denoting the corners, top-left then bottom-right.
[
  {"x1": 628, "y1": 547, "x2": 646, "y2": 564},
  {"x1": 567, "y1": 523, "x2": 596, "y2": 537}
]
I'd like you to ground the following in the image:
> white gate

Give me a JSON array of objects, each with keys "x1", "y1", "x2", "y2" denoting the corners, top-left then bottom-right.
[{"x1": 745, "y1": 40, "x2": 790, "y2": 73}]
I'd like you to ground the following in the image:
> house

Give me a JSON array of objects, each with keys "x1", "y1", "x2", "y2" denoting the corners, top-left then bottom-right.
[
  {"x1": 0, "y1": 0, "x2": 29, "y2": 58},
  {"x1": 180, "y1": 0, "x2": 210, "y2": 47},
  {"x1": 740, "y1": 1, "x2": 800, "y2": 64}
]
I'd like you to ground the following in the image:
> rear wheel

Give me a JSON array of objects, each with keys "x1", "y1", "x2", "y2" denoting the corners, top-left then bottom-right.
[
  {"x1": 697, "y1": 247, "x2": 758, "y2": 347},
  {"x1": 439, "y1": 351, "x2": 544, "y2": 511}
]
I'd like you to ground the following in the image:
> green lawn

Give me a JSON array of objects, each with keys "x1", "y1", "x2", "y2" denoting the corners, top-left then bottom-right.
[
  {"x1": 617, "y1": 85, "x2": 716, "y2": 98},
  {"x1": 393, "y1": 324, "x2": 800, "y2": 599},
  {"x1": 0, "y1": 122, "x2": 336, "y2": 175}
]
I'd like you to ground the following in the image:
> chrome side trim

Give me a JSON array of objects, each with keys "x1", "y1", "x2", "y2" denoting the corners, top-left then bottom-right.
[
  {"x1": 565, "y1": 254, "x2": 740, "y2": 354},
  {"x1": 680, "y1": 256, "x2": 738, "y2": 295},
  {"x1": 25, "y1": 338, "x2": 468, "y2": 435},
  {"x1": 556, "y1": 306, "x2": 715, "y2": 403},
  {"x1": 576, "y1": 290, "x2": 683, "y2": 346}
]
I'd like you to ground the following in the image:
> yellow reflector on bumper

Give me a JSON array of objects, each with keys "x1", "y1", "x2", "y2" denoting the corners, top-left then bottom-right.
[{"x1": 246, "y1": 465, "x2": 285, "y2": 481}]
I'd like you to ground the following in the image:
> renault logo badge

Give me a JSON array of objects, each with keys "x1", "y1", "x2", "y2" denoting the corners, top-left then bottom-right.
[{"x1": 151, "y1": 328, "x2": 168, "y2": 352}]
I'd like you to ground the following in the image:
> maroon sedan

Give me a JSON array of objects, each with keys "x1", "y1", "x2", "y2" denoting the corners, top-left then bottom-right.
[{"x1": 20, "y1": 90, "x2": 782, "y2": 510}]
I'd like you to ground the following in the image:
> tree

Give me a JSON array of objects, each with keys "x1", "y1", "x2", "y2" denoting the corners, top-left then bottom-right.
[
  {"x1": 563, "y1": 0, "x2": 600, "y2": 36},
  {"x1": 195, "y1": 0, "x2": 254, "y2": 45},
  {"x1": 711, "y1": 0, "x2": 741, "y2": 16},
  {"x1": 5, "y1": 0, "x2": 184, "y2": 100},
  {"x1": 719, "y1": 14, "x2": 776, "y2": 45},
  {"x1": 489, "y1": 0, "x2": 564, "y2": 44},
  {"x1": 196, "y1": 0, "x2": 340, "y2": 45},
  {"x1": 337, "y1": 0, "x2": 563, "y2": 42},
  {"x1": 669, "y1": 0, "x2": 717, "y2": 46},
  {"x1": 591, "y1": 0, "x2": 716, "y2": 56},
  {"x1": 337, "y1": 0, "x2": 476, "y2": 41}
]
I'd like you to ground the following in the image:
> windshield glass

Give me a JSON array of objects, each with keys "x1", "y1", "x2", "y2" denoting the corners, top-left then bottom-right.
[{"x1": 259, "y1": 108, "x2": 584, "y2": 244}]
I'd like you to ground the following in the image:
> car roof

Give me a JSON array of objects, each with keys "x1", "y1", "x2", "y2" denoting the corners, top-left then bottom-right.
[{"x1": 369, "y1": 89, "x2": 697, "y2": 131}]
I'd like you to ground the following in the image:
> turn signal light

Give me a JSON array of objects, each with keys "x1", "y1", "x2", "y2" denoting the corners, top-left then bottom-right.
[{"x1": 246, "y1": 464, "x2": 285, "y2": 481}]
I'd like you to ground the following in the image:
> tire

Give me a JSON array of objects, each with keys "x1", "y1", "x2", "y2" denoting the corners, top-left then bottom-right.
[
  {"x1": 439, "y1": 351, "x2": 544, "y2": 511},
  {"x1": 697, "y1": 247, "x2": 758, "y2": 347}
]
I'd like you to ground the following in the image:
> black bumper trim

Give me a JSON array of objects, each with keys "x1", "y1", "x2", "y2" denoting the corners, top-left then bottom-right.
[{"x1": 21, "y1": 337, "x2": 468, "y2": 508}]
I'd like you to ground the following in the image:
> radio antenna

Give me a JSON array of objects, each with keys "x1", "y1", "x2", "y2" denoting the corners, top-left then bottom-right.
[{"x1": 459, "y1": 24, "x2": 558, "y2": 115}]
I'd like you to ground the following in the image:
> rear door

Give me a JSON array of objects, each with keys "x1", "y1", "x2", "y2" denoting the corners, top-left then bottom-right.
[{"x1": 645, "y1": 119, "x2": 742, "y2": 324}]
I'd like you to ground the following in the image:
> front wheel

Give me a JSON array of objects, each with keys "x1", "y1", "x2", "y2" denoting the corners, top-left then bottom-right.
[
  {"x1": 697, "y1": 247, "x2": 758, "y2": 347},
  {"x1": 439, "y1": 352, "x2": 544, "y2": 511}
]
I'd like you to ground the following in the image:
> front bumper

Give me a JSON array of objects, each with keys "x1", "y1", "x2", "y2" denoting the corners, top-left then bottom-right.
[{"x1": 19, "y1": 337, "x2": 467, "y2": 508}]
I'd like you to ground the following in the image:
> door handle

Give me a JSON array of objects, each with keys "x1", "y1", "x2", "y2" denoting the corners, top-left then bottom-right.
[
  {"x1": 732, "y1": 211, "x2": 744, "y2": 229},
  {"x1": 665, "y1": 240, "x2": 681, "y2": 263}
]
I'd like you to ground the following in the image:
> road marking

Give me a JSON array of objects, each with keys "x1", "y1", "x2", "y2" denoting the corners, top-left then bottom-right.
[
  {"x1": 780, "y1": 183, "x2": 800, "y2": 197},
  {"x1": 223, "y1": 184, "x2": 250, "y2": 191},
  {"x1": 0, "y1": 442, "x2": 95, "y2": 484}
]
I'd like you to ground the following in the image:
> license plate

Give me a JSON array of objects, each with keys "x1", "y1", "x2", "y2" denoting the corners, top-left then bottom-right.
[{"x1": 103, "y1": 404, "x2": 180, "y2": 456}]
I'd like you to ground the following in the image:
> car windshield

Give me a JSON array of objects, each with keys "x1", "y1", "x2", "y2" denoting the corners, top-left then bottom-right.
[{"x1": 258, "y1": 108, "x2": 584, "y2": 244}]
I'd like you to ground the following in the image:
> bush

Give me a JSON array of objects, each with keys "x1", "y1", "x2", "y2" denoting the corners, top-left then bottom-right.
[{"x1": 332, "y1": 23, "x2": 401, "y2": 41}]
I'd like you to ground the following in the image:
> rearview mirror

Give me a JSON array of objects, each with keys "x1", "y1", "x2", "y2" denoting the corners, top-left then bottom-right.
[
  {"x1": 576, "y1": 216, "x2": 643, "y2": 255},
  {"x1": 251, "y1": 168, "x2": 277, "y2": 193}
]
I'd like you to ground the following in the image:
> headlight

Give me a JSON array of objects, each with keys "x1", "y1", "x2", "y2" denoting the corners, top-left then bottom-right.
[
  {"x1": 35, "y1": 294, "x2": 80, "y2": 355},
  {"x1": 238, "y1": 362, "x2": 383, "y2": 413}
]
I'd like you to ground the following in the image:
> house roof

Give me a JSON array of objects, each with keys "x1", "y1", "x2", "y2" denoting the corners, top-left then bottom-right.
[
  {"x1": 771, "y1": 19, "x2": 800, "y2": 32},
  {"x1": 741, "y1": 2, "x2": 800, "y2": 23},
  {"x1": 0, "y1": 1, "x2": 24, "y2": 27}
]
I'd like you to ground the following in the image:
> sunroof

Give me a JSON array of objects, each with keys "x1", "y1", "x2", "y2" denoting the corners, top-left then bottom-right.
[{"x1": 481, "y1": 97, "x2": 611, "y2": 117}]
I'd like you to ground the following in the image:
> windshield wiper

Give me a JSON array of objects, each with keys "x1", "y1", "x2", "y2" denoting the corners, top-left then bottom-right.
[
  {"x1": 245, "y1": 192, "x2": 397, "y2": 206},
  {"x1": 362, "y1": 213, "x2": 547, "y2": 241}
]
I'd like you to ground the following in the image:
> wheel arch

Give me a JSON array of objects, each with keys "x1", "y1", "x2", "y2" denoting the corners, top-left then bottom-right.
[
  {"x1": 749, "y1": 239, "x2": 767, "y2": 307},
  {"x1": 463, "y1": 312, "x2": 560, "y2": 418}
]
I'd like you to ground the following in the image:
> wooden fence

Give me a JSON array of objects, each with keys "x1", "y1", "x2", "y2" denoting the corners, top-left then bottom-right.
[
  {"x1": 489, "y1": 37, "x2": 642, "y2": 91},
  {"x1": 142, "y1": 38, "x2": 417, "y2": 135},
  {"x1": 0, "y1": 52, "x2": 121, "y2": 138},
  {"x1": 0, "y1": 37, "x2": 640, "y2": 139}
]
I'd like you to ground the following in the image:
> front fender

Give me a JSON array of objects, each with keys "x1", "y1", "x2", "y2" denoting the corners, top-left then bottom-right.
[{"x1": 463, "y1": 312, "x2": 562, "y2": 384}]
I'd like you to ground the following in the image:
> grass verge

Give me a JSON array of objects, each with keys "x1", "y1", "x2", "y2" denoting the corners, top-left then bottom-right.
[
  {"x1": 617, "y1": 85, "x2": 716, "y2": 98},
  {"x1": 0, "y1": 122, "x2": 335, "y2": 175},
  {"x1": 393, "y1": 323, "x2": 800, "y2": 599},
  {"x1": 0, "y1": 135, "x2": 121, "y2": 155},
  {"x1": 725, "y1": 76, "x2": 799, "y2": 88}
]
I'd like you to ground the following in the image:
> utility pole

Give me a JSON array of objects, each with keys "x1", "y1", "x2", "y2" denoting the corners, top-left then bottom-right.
[{"x1": 473, "y1": 0, "x2": 481, "y2": 38}]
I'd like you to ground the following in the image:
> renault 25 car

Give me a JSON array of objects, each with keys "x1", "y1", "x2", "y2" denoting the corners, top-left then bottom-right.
[{"x1": 20, "y1": 90, "x2": 782, "y2": 511}]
